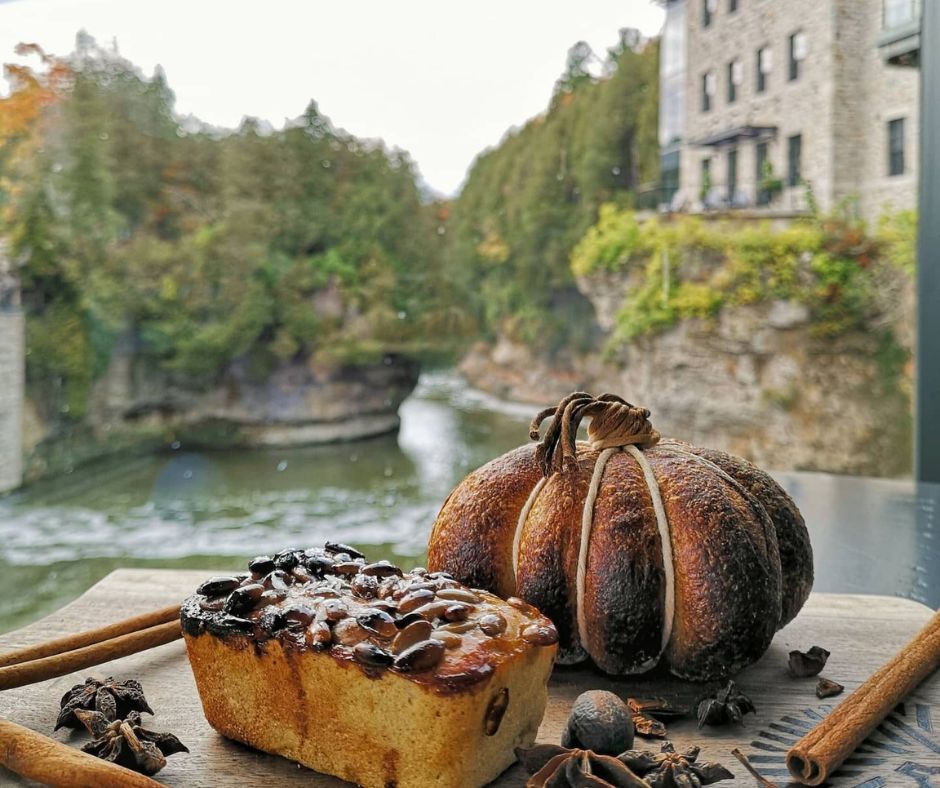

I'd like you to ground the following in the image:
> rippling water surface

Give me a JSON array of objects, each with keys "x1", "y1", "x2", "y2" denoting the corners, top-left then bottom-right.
[{"x1": 0, "y1": 372, "x2": 936, "y2": 633}]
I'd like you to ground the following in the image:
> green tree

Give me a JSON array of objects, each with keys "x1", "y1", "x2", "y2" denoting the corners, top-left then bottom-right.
[
  {"x1": 1, "y1": 35, "x2": 446, "y2": 422},
  {"x1": 445, "y1": 37, "x2": 660, "y2": 351}
]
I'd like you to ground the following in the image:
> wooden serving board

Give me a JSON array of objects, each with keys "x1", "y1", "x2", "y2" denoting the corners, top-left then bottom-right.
[{"x1": 0, "y1": 570, "x2": 938, "y2": 787}]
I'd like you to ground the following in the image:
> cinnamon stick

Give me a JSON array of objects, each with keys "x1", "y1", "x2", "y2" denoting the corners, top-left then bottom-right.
[
  {"x1": 0, "y1": 605, "x2": 180, "y2": 668},
  {"x1": 0, "y1": 621, "x2": 181, "y2": 691},
  {"x1": 786, "y1": 607, "x2": 940, "y2": 785},
  {"x1": 0, "y1": 716, "x2": 167, "y2": 787}
]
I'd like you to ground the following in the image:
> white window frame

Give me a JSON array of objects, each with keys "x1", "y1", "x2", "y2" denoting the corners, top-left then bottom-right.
[
  {"x1": 759, "y1": 47, "x2": 773, "y2": 74},
  {"x1": 793, "y1": 31, "x2": 808, "y2": 61}
]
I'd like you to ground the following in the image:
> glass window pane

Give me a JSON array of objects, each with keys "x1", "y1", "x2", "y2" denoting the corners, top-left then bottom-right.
[
  {"x1": 788, "y1": 133, "x2": 803, "y2": 186},
  {"x1": 889, "y1": 117, "x2": 906, "y2": 175},
  {"x1": 884, "y1": 0, "x2": 916, "y2": 28},
  {"x1": 0, "y1": 0, "x2": 928, "y2": 637}
]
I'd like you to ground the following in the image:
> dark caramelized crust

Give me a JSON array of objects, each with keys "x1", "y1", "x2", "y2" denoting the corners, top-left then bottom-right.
[
  {"x1": 181, "y1": 545, "x2": 558, "y2": 695},
  {"x1": 428, "y1": 430, "x2": 813, "y2": 681},
  {"x1": 515, "y1": 451, "x2": 596, "y2": 663},
  {"x1": 664, "y1": 440, "x2": 813, "y2": 627},
  {"x1": 428, "y1": 445, "x2": 543, "y2": 598},
  {"x1": 650, "y1": 449, "x2": 782, "y2": 680},
  {"x1": 583, "y1": 450, "x2": 666, "y2": 674}
]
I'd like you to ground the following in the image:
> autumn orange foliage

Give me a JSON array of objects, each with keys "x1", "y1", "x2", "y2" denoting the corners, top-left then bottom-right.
[{"x1": 0, "y1": 44, "x2": 69, "y2": 144}]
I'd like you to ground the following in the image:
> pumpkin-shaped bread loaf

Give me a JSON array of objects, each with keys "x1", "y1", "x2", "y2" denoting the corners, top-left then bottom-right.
[{"x1": 427, "y1": 392, "x2": 813, "y2": 681}]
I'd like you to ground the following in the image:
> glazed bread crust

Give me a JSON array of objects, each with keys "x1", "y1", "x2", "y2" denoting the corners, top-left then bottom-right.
[
  {"x1": 185, "y1": 629, "x2": 554, "y2": 788},
  {"x1": 427, "y1": 437, "x2": 813, "y2": 681},
  {"x1": 182, "y1": 547, "x2": 559, "y2": 788}
]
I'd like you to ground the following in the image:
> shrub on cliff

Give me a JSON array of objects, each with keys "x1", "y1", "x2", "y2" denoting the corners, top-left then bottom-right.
[{"x1": 570, "y1": 207, "x2": 913, "y2": 343}]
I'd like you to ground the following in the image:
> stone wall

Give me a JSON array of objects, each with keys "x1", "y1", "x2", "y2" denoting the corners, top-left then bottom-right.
[
  {"x1": 0, "y1": 308, "x2": 24, "y2": 493},
  {"x1": 679, "y1": 0, "x2": 918, "y2": 221},
  {"x1": 849, "y1": 3, "x2": 920, "y2": 220},
  {"x1": 460, "y1": 265, "x2": 914, "y2": 477},
  {"x1": 682, "y1": 0, "x2": 838, "y2": 211}
]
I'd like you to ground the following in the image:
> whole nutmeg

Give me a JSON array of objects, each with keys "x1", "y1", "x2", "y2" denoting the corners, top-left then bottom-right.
[{"x1": 561, "y1": 690, "x2": 634, "y2": 755}]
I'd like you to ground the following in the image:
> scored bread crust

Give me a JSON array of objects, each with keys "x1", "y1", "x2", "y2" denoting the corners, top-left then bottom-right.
[
  {"x1": 584, "y1": 452, "x2": 665, "y2": 674},
  {"x1": 184, "y1": 629, "x2": 554, "y2": 788},
  {"x1": 432, "y1": 445, "x2": 543, "y2": 599},
  {"x1": 427, "y1": 438, "x2": 813, "y2": 681},
  {"x1": 515, "y1": 451, "x2": 596, "y2": 665},
  {"x1": 664, "y1": 439, "x2": 813, "y2": 627}
]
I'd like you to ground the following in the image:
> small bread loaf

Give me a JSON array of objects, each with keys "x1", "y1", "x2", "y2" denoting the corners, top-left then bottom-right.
[
  {"x1": 427, "y1": 392, "x2": 813, "y2": 680},
  {"x1": 181, "y1": 544, "x2": 558, "y2": 788}
]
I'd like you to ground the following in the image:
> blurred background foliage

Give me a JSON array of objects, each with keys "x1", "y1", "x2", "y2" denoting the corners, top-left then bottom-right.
[
  {"x1": 1, "y1": 38, "x2": 454, "y2": 422},
  {"x1": 0, "y1": 34, "x2": 914, "y2": 425},
  {"x1": 443, "y1": 37, "x2": 660, "y2": 353}
]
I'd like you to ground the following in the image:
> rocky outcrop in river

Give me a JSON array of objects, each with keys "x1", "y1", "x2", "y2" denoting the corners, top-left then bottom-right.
[
  {"x1": 22, "y1": 342, "x2": 419, "y2": 484},
  {"x1": 460, "y1": 271, "x2": 914, "y2": 477}
]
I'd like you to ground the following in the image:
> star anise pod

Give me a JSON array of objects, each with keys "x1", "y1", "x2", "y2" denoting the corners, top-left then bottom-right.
[
  {"x1": 618, "y1": 741, "x2": 735, "y2": 787},
  {"x1": 696, "y1": 680, "x2": 756, "y2": 728},
  {"x1": 628, "y1": 698, "x2": 689, "y2": 739},
  {"x1": 73, "y1": 709, "x2": 188, "y2": 776},
  {"x1": 516, "y1": 744, "x2": 647, "y2": 787},
  {"x1": 55, "y1": 676, "x2": 153, "y2": 730}
]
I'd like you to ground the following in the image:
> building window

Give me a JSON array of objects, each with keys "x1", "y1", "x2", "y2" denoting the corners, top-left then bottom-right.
[
  {"x1": 729, "y1": 0, "x2": 738, "y2": 12},
  {"x1": 727, "y1": 60, "x2": 742, "y2": 103},
  {"x1": 703, "y1": 0, "x2": 717, "y2": 27},
  {"x1": 701, "y1": 157, "x2": 713, "y2": 202},
  {"x1": 787, "y1": 134, "x2": 802, "y2": 187},
  {"x1": 727, "y1": 148, "x2": 738, "y2": 203},
  {"x1": 884, "y1": 0, "x2": 917, "y2": 29},
  {"x1": 756, "y1": 141, "x2": 770, "y2": 204},
  {"x1": 662, "y1": 149, "x2": 681, "y2": 205},
  {"x1": 888, "y1": 118, "x2": 906, "y2": 175},
  {"x1": 789, "y1": 31, "x2": 807, "y2": 81},
  {"x1": 757, "y1": 46, "x2": 772, "y2": 93},
  {"x1": 702, "y1": 72, "x2": 716, "y2": 112}
]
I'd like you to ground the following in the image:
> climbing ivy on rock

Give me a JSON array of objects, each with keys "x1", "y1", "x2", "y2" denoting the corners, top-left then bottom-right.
[{"x1": 571, "y1": 206, "x2": 910, "y2": 343}]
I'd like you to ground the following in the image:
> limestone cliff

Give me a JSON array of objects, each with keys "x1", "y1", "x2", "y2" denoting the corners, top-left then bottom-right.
[
  {"x1": 22, "y1": 343, "x2": 419, "y2": 484},
  {"x1": 460, "y1": 272, "x2": 913, "y2": 477}
]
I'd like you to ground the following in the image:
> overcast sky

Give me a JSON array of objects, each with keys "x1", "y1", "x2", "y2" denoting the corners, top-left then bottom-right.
[{"x1": 0, "y1": 0, "x2": 665, "y2": 195}]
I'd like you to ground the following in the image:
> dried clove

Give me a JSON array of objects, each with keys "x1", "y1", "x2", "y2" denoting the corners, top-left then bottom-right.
[
  {"x1": 788, "y1": 646, "x2": 830, "y2": 678},
  {"x1": 815, "y1": 677, "x2": 844, "y2": 699}
]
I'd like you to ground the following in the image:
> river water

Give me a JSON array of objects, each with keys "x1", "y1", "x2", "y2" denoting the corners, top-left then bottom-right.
[{"x1": 0, "y1": 372, "x2": 936, "y2": 633}]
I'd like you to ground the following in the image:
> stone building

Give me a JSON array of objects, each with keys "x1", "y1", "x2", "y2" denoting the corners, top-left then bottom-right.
[{"x1": 659, "y1": 0, "x2": 920, "y2": 221}]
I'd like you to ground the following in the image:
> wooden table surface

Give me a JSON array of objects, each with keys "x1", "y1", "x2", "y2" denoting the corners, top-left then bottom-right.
[{"x1": 0, "y1": 570, "x2": 938, "y2": 787}]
